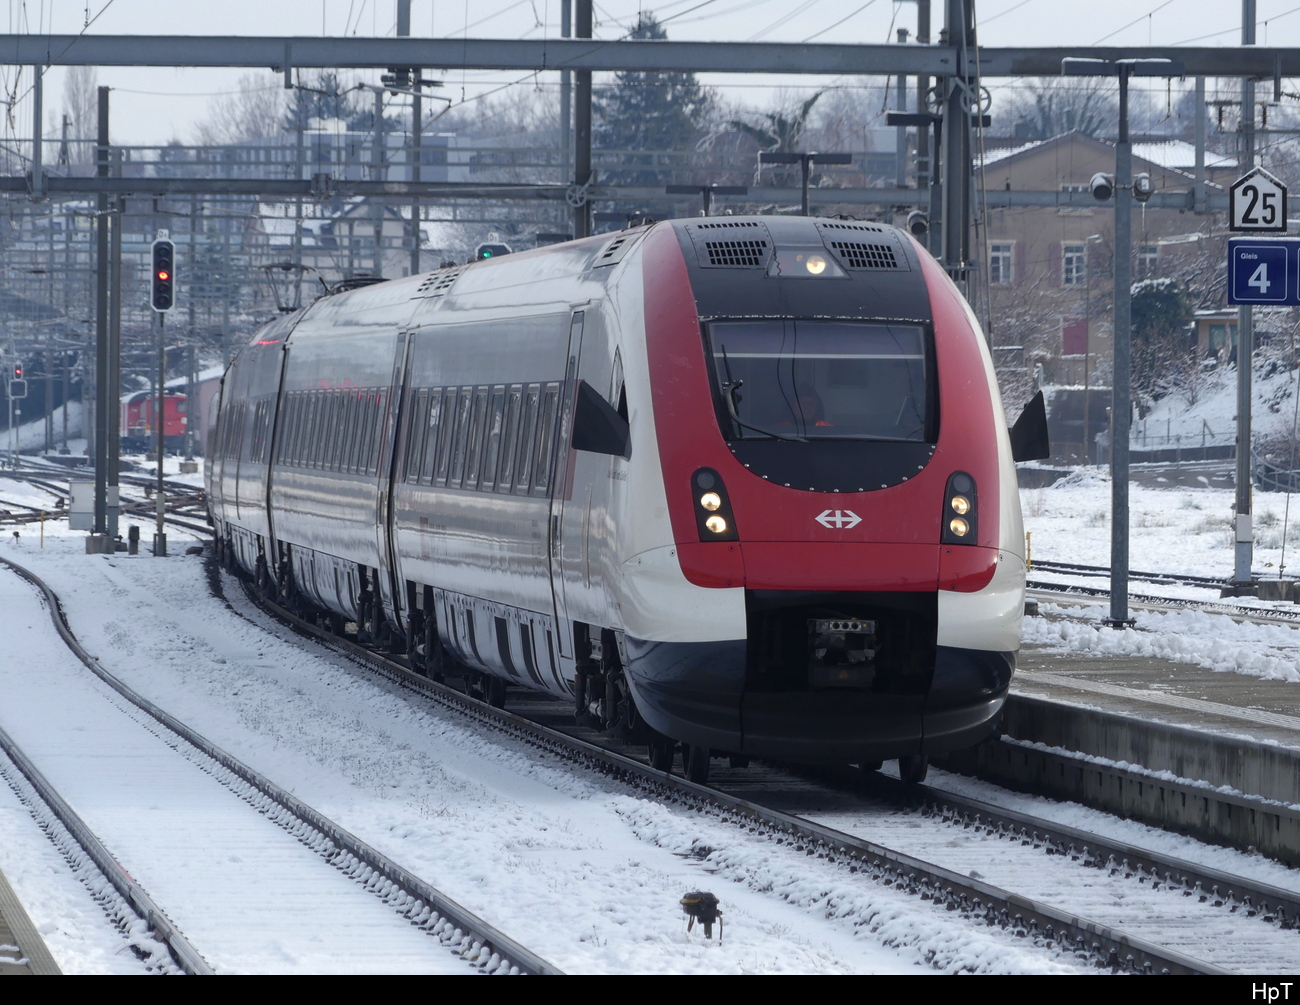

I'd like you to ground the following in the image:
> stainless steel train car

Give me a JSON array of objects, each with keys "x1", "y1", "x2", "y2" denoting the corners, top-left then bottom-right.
[{"x1": 207, "y1": 216, "x2": 1047, "y2": 783}]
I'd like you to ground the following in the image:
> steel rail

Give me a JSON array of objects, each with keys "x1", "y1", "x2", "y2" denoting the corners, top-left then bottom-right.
[
  {"x1": 0, "y1": 555, "x2": 561, "y2": 976},
  {"x1": 232, "y1": 571, "x2": 1228, "y2": 975},
  {"x1": 897, "y1": 777, "x2": 1300, "y2": 932},
  {"x1": 1031, "y1": 559, "x2": 1229, "y2": 590},
  {"x1": 0, "y1": 719, "x2": 212, "y2": 973}
]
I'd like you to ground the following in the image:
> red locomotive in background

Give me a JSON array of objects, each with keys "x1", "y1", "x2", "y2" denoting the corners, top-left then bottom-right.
[{"x1": 120, "y1": 390, "x2": 188, "y2": 454}]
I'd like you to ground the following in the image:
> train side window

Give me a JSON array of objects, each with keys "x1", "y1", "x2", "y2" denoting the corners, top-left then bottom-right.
[
  {"x1": 481, "y1": 387, "x2": 506, "y2": 492},
  {"x1": 335, "y1": 391, "x2": 352, "y2": 471},
  {"x1": 366, "y1": 391, "x2": 386, "y2": 477},
  {"x1": 532, "y1": 383, "x2": 560, "y2": 495},
  {"x1": 357, "y1": 393, "x2": 373, "y2": 476},
  {"x1": 498, "y1": 386, "x2": 522, "y2": 492},
  {"x1": 278, "y1": 394, "x2": 293, "y2": 464},
  {"x1": 317, "y1": 393, "x2": 330, "y2": 469},
  {"x1": 286, "y1": 392, "x2": 303, "y2": 466},
  {"x1": 325, "y1": 391, "x2": 341, "y2": 470},
  {"x1": 297, "y1": 392, "x2": 311, "y2": 466},
  {"x1": 276, "y1": 394, "x2": 290, "y2": 464},
  {"x1": 250, "y1": 399, "x2": 263, "y2": 462},
  {"x1": 404, "y1": 389, "x2": 428, "y2": 483},
  {"x1": 261, "y1": 399, "x2": 274, "y2": 464},
  {"x1": 345, "y1": 392, "x2": 363, "y2": 473},
  {"x1": 463, "y1": 388, "x2": 489, "y2": 490},
  {"x1": 421, "y1": 390, "x2": 443, "y2": 484},
  {"x1": 448, "y1": 387, "x2": 474, "y2": 487},
  {"x1": 515, "y1": 385, "x2": 540, "y2": 492},
  {"x1": 433, "y1": 387, "x2": 456, "y2": 486},
  {"x1": 301, "y1": 392, "x2": 318, "y2": 468}
]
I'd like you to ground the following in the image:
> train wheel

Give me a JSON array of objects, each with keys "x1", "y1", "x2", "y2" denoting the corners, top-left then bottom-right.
[
  {"x1": 647, "y1": 732, "x2": 675, "y2": 773},
  {"x1": 683, "y1": 743, "x2": 711, "y2": 785},
  {"x1": 898, "y1": 754, "x2": 929, "y2": 786},
  {"x1": 485, "y1": 675, "x2": 507, "y2": 709}
]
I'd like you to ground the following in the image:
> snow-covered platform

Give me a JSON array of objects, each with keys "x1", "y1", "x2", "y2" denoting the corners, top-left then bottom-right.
[
  {"x1": 1014, "y1": 643, "x2": 1300, "y2": 753},
  {"x1": 0, "y1": 865, "x2": 60, "y2": 975},
  {"x1": 936, "y1": 641, "x2": 1300, "y2": 865}
]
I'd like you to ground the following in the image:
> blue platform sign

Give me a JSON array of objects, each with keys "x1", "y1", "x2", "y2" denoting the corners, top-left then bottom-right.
[{"x1": 1228, "y1": 238, "x2": 1300, "y2": 305}]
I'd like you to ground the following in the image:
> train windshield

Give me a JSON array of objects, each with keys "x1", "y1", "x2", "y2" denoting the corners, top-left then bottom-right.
[{"x1": 706, "y1": 320, "x2": 933, "y2": 443}]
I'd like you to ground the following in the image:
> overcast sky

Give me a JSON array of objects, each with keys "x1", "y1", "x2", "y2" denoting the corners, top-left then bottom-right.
[{"x1": 0, "y1": 0, "x2": 1295, "y2": 145}]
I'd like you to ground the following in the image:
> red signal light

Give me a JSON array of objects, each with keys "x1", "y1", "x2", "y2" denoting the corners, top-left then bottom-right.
[{"x1": 157, "y1": 270, "x2": 170, "y2": 281}]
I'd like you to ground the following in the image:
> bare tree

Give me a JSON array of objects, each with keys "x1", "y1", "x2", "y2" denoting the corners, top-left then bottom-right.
[
  {"x1": 61, "y1": 65, "x2": 98, "y2": 172},
  {"x1": 194, "y1": 73, "x2": 286, "y2": 145}
]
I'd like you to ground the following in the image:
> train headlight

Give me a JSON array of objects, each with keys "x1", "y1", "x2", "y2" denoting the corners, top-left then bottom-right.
[
  {"x1": 768, "y1": 247, "x2": 846, "y2": 279},
  {"x1": 941, "y1": 471, "x2": 978, "y2": 545},
  {"x1": 692, "y1": 468, "x2": 739, "y2": 541}
]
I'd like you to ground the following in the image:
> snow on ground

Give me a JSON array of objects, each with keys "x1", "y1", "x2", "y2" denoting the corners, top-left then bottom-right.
[
  {"x1": 6, "y1": 459, "x2": 1300, "y2": 972},
  {"x1": 1, "y1": 519, "x2": 1078, "y2": 975},
  {"x1": 1020, "y1": 468, "x2": 1300, "y2": 681}
]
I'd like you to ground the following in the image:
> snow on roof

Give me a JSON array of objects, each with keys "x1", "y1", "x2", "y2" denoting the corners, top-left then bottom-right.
[
  {"x1": 1130, "y1": 140, "x2": 1236, "y2": 171},
  {"x1": 981, "y1": 131, "x2": 1234, "y2": 175}
]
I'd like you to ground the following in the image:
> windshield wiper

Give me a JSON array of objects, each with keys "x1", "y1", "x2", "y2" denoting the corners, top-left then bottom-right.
[{"x1": 718, "y1": 346, "x2": 804, "y2": 443}]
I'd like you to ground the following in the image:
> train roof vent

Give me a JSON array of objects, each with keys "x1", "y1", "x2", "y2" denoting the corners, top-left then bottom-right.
[
  {"x1": 592, "y1": 231, "x2": 642, "y2": 269},
  {"x1": 692, "y1": 220, "x2": 765, "y2": 229},
  {"x1": 686, "y1": 219, "x2": 772, "y2": 268},
  {"x1": 415, "y1": 267, "x2": 464, "y2": 298},
  {"x1": 826, "y1": 239, "x2": 906, "y2": 271},
  {"x1": 703, "y1": 238, "x2": 770, "y2": 267},
  {"x1": 816, "y1": 220, "x2": 887, "y2": 234}
]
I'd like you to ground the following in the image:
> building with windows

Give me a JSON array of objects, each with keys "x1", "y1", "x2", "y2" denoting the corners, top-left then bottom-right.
[{"x1": 978, "y1": 130, "x2": 1225, "y2": 387}]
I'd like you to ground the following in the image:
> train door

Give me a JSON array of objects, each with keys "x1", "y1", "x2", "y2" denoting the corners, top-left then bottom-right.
[
  {"x1": 547, "y1": 310, "x2": 587, "y2": 668},
  {"x1": 549, "y1": 308, "x2": 623, "y2": 666},
  {"x1": 377, "y1": 330, "x2": 414, "y2": 634}
]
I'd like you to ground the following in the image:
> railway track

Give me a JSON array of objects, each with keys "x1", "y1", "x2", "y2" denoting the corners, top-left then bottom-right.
[
  {"x1": 220, "y1": 564, "x2": 1300, "y2": 974},
  {"x1": 1029, "y1": 559, "x2": 1229, "y2": 591},
  {"x1": 0, "y1": 555, "x2": 560, "y2": 975}
]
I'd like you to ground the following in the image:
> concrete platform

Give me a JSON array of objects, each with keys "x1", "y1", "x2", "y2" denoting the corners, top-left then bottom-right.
[
  {"x1": 931, "y1": 631, "x2": 1300, "y2": 862},
  {"x1": 1013, "y1": 644, "x2": 1300, "y2": 753}
]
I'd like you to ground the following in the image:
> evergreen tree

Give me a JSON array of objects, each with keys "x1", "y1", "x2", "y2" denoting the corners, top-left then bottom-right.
[
  {"x1": 283, "y1": 72, "x2": 362, "y2": 131},
  {"x1": 594, "y1": 15, "x2": 712, "y2": 186}
]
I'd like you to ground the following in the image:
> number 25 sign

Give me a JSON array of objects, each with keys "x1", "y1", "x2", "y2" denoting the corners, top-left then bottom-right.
[{"x1": 1230, "y1": 168, "x2": 1289, "y2": 233}]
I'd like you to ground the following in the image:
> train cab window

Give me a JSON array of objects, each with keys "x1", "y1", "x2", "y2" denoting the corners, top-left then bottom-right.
[
  {"x1": 515, "y1": 386, "x2": 540, "y2": 492},
  {"x1": 498, "y1": 386, "x2": 522, "y2": 492},
  {"x1": 705, "y1": 320, "x2": 933, "y2": 444},
  {"x1": 481, "y1": 387, "x2": 506, "y2": 491},
  {"x1": 532, "y1": 383, "x2": 561, "y2": 495}
]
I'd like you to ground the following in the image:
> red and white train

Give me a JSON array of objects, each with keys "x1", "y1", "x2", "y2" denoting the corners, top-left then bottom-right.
[{"x1": 207, "y1": 216, "x2": 1045, "y2": 783}]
